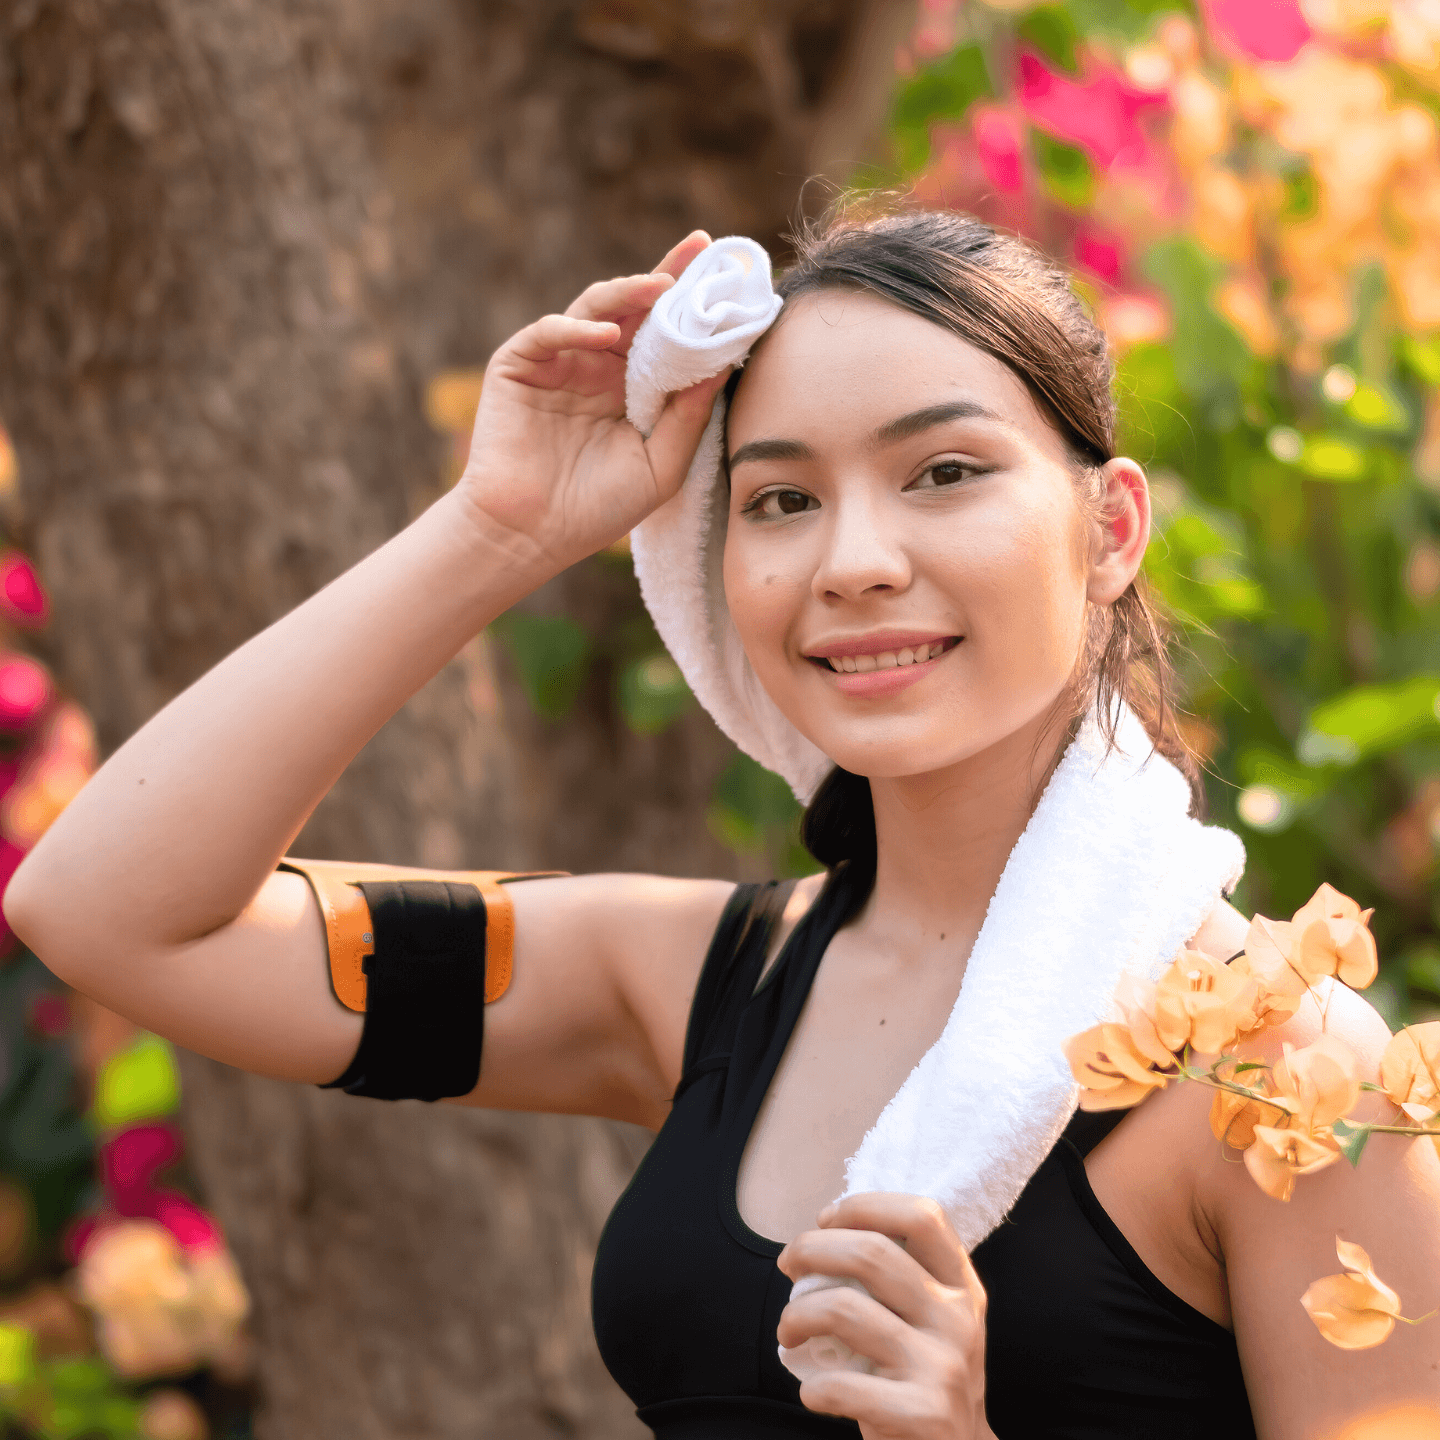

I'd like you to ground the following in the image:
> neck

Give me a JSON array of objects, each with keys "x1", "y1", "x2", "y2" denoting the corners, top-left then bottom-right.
[{"x1": 860, "y1": 704, "x2": 1078, "y2": 955}]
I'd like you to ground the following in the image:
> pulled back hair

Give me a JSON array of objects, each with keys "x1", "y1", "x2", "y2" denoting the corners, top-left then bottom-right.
[{"x1": 750, "y1": 202, "x2": 1205, "y2": 873}]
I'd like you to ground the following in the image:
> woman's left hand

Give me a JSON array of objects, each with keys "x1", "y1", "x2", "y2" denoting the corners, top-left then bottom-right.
[{"x1": 776, "y1": 1193, "x2": 995, "y2": 1440}]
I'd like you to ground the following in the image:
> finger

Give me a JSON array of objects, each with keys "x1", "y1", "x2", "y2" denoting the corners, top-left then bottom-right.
[
  {"x1": 565, "y1": 273, "x2": 674, "y2": 324},
  {"x1": 799, "y1": 1371, "x2": 945, "y2": 1431},
  {"x1": 643, "y1": 369, "x2": 730, "y2": 502},
  {"x1": 510, "y1": 314, "x2": 622, "y2": 364},
  {"x1": 820, "y1": 1193, "x2": 975, "y2": 1293},
  {"x1": 652, "y1": 229, "x2": 711, "y2": 280},
  {"x1": 778, "y1": 1228, "x2": 939, "y2": 1328},
  {"x1": 777, "y1": 1282, "x2": 910, "y2": 1372}
]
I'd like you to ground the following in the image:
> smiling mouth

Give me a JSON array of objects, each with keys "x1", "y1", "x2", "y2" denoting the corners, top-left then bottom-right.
[{"x1": 808, "y1": 636, "x2": 962, "y2": 674}]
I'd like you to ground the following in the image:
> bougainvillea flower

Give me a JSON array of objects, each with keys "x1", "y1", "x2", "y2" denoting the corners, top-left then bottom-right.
[
  {"x1": 1301, "y1": 1238, "x2": 1403, "y2": 1349},
  {"x1": 1235, "y1": 915, "x2": 1311, "y2": 1025},
  {"x1": 1097, "y1": 293, "x2": 1171, "y2": 350},
  {"x1": 972, "y1": 104, "x2": 1026, "y2": 194},
  {"x1": 0, "y1": 552, "x2": 48, "y2": 627},
  {"x1": 1244, "y1": 1123, "x2": 1341, "y2": 1200},
  {"x1": 1073, "y1": 226, "x2": 1125, "y2": 282},
  {"x1": 1113, "y1": 973, "x2": 1176, "y2": 1068},
  {"x1": 1290, "y1": 882, "x2": 1378, "y2": 988},
  {"x1": 1153, "y1": 947, "x2": 1256, "y2": 1054},
  {"x1": 1381, "y1": 1022, "x2": 1440, "y2": 1124},
  {"x1": 1065, "y1": 1023, "x2": 1171, "y2": 1109},
  {"x1": 72, "y1": 1218, "x2": 249, "y2": 1379},
  {"x1": 0, "y1": 655, "x2": 50, "y2": 731},
  {"x1": 1209, "y1": 1069, "x2": 1289, "y2": 1149},
  {"x1": 1017, "y1": 52, "x2": 1167, "y2": 171},
  {"x1": 1200, "y1": 0, "x2": 1311, "y2": 61},
  {"x1": 1272, "y1": 1035, "x2": 1363, "y2": 1132}
]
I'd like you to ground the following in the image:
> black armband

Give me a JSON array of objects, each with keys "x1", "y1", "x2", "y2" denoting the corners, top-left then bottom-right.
[
  {"x1": 319, "y1": 880, "x2": 489, "y2": 1102},
  {"x1": 277, "y1": 857, "x2": 565, "y2": 1104}
]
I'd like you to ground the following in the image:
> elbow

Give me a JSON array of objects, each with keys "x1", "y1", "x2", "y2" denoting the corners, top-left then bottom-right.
[{"x1": 2, "y1": 849, "x2": 75, "y2": 982}]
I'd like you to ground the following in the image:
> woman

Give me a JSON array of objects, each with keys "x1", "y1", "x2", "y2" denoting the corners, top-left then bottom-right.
[{"x1": 5, "y1": 206, "x2": 1437, "y2": 1439}]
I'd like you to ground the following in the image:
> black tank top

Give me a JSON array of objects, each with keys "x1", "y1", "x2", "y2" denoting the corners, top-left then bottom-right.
[{"x1": 591, "y1": 870, "x2": 1256, "y2": 1439}]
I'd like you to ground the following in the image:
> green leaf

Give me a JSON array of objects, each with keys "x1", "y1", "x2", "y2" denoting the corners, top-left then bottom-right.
[
  {"x1": 1017, "y1": 6, "x2": 1081, "y2": 71},
  {"x1": 1401, "y1": 333, "x2": 1440, "y2": 386},
  {"x1": 708, "y1": 753, "x2": 801, "y2": 855},
  {"x1": 1030, "y1": 129, "x2": 1095, "y2": 209},
  {"x1": 0, "y1": 1322, "x2": 34, "y2": 1388},
  {"x1": 1299, "y1": 674, "x2": 1440, "y2": 766},
  {"x1": 91, "y1": 1033, "x2": 180, "y2": 1129},
  {"x1": 1229, "y1": 1060, "x2": 1269, "y2": 1074},
  {"x1": 1331, "y1": 1118, "x2": 1372, "y2": 1167},
  {"x1": 491, "y1": 613, "x2": 591, "y2": 721},
  {"x1": 1405, "y1": 944, "x2": 1440, "y2": 1000},
  {"x1": 617, "y1": 653, "x2": 691, "y2": 735},
  {"x1": 1281, "y1": 168, "x2": 1319, "y2": 221},
  {"x1": 891, "y1": 44, "x2": 993, "y2": 172},
  {"x1": 1297, "y1": 434, "x2": 1368, "y2": 481},
  {"x1": 1344, "y1": 382, "x2": 1409, "y2": 433}
]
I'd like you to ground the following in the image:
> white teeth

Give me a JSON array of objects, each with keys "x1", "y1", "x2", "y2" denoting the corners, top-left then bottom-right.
[{"x1": 821, "y1": 639, "x2": 954, "y2": 672}]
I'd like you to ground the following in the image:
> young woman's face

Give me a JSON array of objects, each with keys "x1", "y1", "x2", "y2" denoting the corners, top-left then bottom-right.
[{"x1": 722, "y1": 289, "x2": 1107, "y2": 781}]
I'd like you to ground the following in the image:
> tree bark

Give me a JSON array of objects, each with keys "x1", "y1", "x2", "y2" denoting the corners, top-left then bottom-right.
[{"x1": 0, "y1": 1, "x2": 908, "y2": 1435}]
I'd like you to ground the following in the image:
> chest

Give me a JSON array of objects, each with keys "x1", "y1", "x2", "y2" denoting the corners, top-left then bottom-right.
[{"x1": 735, "y1": 927, "x2": 972, "y2": 1243}]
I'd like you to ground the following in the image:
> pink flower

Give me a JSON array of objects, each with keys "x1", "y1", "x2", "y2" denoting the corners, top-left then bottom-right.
[
  {"x1": 1074, "y1": 226, "x2": 1125, "y2": 282},
  {"x1": 1018, "y1": 52, "x2": 1167, "y2": 171},
  {"x1": 1201, "y1": 0, "x2": 1310, "y2": 62},
  {"x1": 0, "y1": 553, "x2": 48, "y2": 627},
  {"x1": 973, "y1": 105, "x2": 1027, "y2": 194},
  {"x1": 0, "y1": 655, "x2": 50, "y2": 730}
]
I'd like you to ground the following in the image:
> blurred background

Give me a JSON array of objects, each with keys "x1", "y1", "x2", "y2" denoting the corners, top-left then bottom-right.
[{"x1": 0, "y1": 0, "x2": 1436, "y2": 1436}]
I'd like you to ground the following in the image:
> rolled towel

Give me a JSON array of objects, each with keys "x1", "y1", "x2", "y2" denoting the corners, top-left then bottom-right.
[{"x1": 626, "y1": 238, "x2": 832, "y2": 804}]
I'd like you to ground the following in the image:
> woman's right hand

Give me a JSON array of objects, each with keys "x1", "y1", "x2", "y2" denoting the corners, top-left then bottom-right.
[{"x1": 457, "y1": 230, "x2": 730, "y2": 575}]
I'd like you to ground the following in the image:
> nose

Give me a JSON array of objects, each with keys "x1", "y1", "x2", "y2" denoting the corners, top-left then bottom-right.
[{"x1": 809, "y1": 491, "x2": 913, "y2": 603}]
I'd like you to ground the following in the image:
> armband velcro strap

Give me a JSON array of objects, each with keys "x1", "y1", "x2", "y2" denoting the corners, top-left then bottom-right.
[
  {"x1": 320, "y1": 880, "x2": 487, "y2": 1102},
  {"x1": 277, "y1": 857, "x2": 564, "y2": 1013}
]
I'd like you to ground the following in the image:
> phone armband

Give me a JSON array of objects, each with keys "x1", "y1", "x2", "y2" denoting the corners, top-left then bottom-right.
[{"x1": 279, "y1": 857, "x2": 567, "y2": 1103}]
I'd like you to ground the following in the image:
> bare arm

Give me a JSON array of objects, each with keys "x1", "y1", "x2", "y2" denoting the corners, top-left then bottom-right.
[{"x1": 3, "y1": 232, "x2": 730, "y2": 1123}]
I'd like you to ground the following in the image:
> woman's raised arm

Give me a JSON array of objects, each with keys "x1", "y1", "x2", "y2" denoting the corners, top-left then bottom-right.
[{"x1": 1, "y1": 231, "x2": 731, "y2": 1122}]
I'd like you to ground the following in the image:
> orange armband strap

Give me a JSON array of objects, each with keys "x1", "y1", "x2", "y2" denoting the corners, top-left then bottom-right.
[{"x1": 278, "y1": 857, "x2": 567, "y2": 1013}]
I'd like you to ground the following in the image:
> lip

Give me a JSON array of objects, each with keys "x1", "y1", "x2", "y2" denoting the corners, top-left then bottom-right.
[
  {"x1": 804, "y1": 629, "x2": 958, "y2": 660},
  {"x1": 814, "y1": 637, "x2": 963, "y2": 698}
]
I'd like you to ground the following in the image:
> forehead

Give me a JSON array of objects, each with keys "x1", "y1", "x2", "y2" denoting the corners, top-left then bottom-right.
[{"x1": 727, "y1": 288, "x2": 1067, "y2": 460}]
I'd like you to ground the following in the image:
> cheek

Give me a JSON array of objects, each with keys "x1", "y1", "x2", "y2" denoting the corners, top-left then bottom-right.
[{"x1": 722, "y1": 532, "x2": 810, "y2": 663}]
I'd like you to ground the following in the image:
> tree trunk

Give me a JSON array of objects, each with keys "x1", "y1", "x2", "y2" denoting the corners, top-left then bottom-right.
[{"x1": 0, "y1": 1, "x2": 908, "y2": 1435}]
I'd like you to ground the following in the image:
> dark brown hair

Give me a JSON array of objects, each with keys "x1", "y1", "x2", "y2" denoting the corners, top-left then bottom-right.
[{"x1": 729, "y1": 201, "x2": 1205, "y2": 873}]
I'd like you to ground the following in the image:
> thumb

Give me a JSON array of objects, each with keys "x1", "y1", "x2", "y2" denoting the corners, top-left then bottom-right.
[{"x1": 643, "y1": 368, "x2": 732, "y2": 504}]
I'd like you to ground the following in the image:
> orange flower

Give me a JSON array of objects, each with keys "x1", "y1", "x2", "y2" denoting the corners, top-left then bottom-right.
[
  {"x1": 1380, "y1": 1022, "x2": 1440, "y2": 1127},
  {"x1": 1290, "y1": 882, "x2": 1378, "y2": 989},
  {"x1": 1244, "y1": 1124, "x2": 1342, "y2": 1201},
  {"x1": 1272, "y1": 1034, "x2": 1364, "y2": 1132},
  {"x1": 1234, "y1": 915, "x2": 1311, "y2": 1027},
  {"x1": 1301, "y1": 1238, "x2": 1402, "y2": 1349},
  {"x1": 1113, "y1": 973, "x2": 1176, "y2": 1068},
  {"x1": 1209, "y1": 1067, "x2": 1289, "y2": 1149},
  {"x1": 1153, "y1": 948, "x2": 1255, "y2": 1054},
  {"x1": 1065, "y1": 1024, "x2": 1171, "y2": 1111}
]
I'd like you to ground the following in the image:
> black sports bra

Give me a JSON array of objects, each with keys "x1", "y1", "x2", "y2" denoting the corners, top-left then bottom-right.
[{"x1": 591, "y1": 869, "x2": 1256, "y2": 1438}]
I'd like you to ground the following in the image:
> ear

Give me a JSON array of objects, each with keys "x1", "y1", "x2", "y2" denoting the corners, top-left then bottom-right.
[{"x1": 1086, "y1": 457, "x2": 1150, "y2": 606}]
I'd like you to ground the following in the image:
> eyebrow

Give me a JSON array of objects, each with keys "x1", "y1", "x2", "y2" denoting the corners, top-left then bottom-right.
[{"x1": 727, "y1": 400, "x2": 1009, "y2": 470}]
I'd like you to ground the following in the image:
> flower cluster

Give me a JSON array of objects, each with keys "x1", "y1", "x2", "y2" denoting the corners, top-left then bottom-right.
[{"x1": 1067, "y1": 882, "x2": 1437, "y2": 1349}]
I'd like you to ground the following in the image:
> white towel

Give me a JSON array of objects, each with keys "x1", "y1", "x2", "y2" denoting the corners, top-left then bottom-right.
[
  {"x1": 627, "y1": 237, "x2": 832, "y2": 805},
  {"x1": 623, "y1": 237, "x2": 1246, "y2": 1383}
]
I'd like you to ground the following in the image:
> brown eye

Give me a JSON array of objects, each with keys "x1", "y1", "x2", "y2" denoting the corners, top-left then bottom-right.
[
  {"x1": 928, "y1": 462, "x2": 971, "y2": 486},
  {"x1": 776, "y1": 490, "x2": 810, "y2": 514}
]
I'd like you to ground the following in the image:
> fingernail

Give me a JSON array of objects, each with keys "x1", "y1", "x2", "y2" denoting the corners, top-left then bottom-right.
[{"x1": 818, "y1": 1203, "x2": 837, "y2": 1224}]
